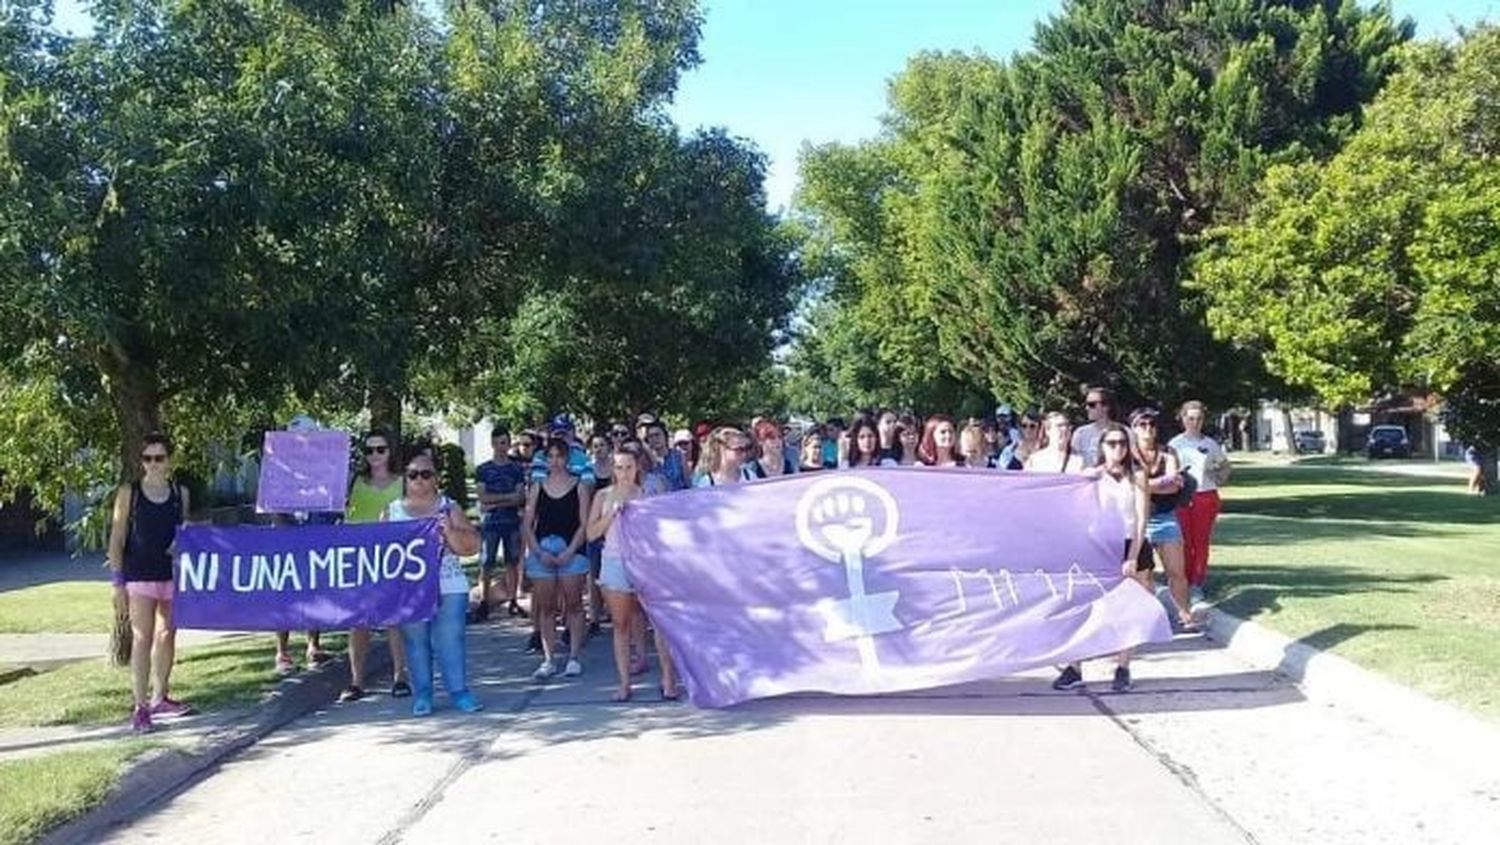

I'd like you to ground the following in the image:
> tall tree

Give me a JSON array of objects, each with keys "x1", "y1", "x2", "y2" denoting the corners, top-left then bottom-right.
[
  {"x1": 792, "y1": 0, "x2": 1409, "y2": 412},
  {"x1": 1193, "y1": 27, "x2": 1500, "y2": 459}
]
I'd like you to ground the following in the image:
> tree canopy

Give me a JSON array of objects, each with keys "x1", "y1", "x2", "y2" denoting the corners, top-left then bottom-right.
[
  {"x1": 789, "y1": 0, "x2": 1411, "y2": 414},
  {"x1": 1193, "y1": 25, "x2": 1500, "y2": 447},
  {"x1": 0, "y1": 0, "x2": 799, "y2": 528}
]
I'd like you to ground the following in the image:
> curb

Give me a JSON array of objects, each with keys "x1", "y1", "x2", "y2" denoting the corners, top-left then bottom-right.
[
  {"x1": 40, "y1": 643, "x2": 391, "y2": 845},
  {"x1": 1202, "y1": 605, "x2": 1500, "y2": 762}
]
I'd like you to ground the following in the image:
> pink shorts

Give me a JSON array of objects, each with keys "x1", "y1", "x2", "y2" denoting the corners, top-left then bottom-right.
[{"x1": 125, "y1": 580, "x2": 174, "y2": 601}]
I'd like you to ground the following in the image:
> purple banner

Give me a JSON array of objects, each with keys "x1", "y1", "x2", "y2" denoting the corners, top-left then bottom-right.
[
  {"x1": 173, "y1": 520, "x2": 442, "y2": 631},
  {"x1": 256, "y1": 430, "x2": 351, "y2": 514},
  {"x1": 619, "y1": 468, "x2": 1171, "y2": 708}
]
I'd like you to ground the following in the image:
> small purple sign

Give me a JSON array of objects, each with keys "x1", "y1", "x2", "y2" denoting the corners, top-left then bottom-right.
[
  {"x1": 256, "y1": 430, "x2": 351, "y2": 514},
  {"x1": 619, "y1": 468, "x2": 1172, "y2": 708},
  {"x1": 173, "y1": 520, "x2": 442, "y2": 631}
]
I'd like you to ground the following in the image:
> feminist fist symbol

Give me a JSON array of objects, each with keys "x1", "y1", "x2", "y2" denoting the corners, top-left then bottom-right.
[
  {"x1": 811, "y1": 492, "x2": 874, "y2": 558},
  {"x1": 795, "y1": 476, "x2": 903, "y2": 676}
]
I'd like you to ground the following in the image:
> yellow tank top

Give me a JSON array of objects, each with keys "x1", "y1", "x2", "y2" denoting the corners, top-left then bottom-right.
[{"x1": 347, "y1": 476, "x2": 403, "y2": 524}]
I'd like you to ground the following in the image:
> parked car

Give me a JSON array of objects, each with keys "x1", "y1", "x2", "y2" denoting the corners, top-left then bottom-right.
[
  {"x1": 1366, "y1": 425, "x2": 1411, "y2": 459},
  {"x1": 1293, "y1": 430, "x2": 1326, "y2": 454}
]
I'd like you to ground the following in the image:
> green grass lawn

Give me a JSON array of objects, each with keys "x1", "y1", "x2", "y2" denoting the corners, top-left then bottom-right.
[
  {"x1": 0, "y1": 633, "x2": 343, "y2": 728},
  {"x1": 1210, "y1": 463, "x2": 1500, "y2": 721},
  {"x1": 0, "y1": 741, "x2": 156, "y2": 845},
  {"x1": 0, "y1": 582, "x2": 115, "y2": 634}
]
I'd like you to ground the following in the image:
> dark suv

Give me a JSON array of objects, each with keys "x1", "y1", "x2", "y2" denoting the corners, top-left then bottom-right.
[{"x1": 1365, "y1": 425, "x2": 1411, "y2": 459}]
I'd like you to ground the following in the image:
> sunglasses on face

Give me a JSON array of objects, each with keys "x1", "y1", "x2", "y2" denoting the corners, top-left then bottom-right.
[
  {"x1": 362, "y1": 445, "x2": 388, "y2": 455},
  {"x1": 141, "y1": 453, "x2": 168, "y2": 464},
  {"x1": 405, "y1": 469, "x2": 436, "y2": 481}
]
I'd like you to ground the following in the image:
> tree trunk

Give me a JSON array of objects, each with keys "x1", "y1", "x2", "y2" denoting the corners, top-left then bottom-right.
[
  {"x1": 1484, "y1": 447, "x2": 1499, "y2": 495},
  {"x1": 100, "y1": 353, "x2": 164, "y2": 483},
  {"x1": 367, "y1": 382, "x2": 403, "y2": 440}
]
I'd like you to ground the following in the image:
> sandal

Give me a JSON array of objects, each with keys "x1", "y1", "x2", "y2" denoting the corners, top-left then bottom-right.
[
  {"x1": 306, "y1": 649, "x2": 333, "y2": 666},
  {"x1": 391, "y1": 679, "x2": 412, "y2": 698},
  {"x1": 274, "y1": 654, "x2": 296, "y2": 676},
  {"x1": 507, "y1": 600, "x2": 528, "y2": 619},
  {"x1": 611, "y1": 687, "x2": 632, "y2": 703},
  {"x1": 660, "y1": 684, "x2": 681, "y2": 702},
  {"x1": 338, "y1": 685, "x2": 364, "y2": 703}
]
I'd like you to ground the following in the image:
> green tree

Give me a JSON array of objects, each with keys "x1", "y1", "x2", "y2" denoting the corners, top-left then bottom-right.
[
  {"x1": 1194, "y1": 27, "x2": 1500, "y2": 458},
  {"x1": 792, "y1": 0, "x2": 1409, "y2": 413}
]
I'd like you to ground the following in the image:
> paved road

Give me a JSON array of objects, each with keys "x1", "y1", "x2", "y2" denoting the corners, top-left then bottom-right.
[{"x1": 99, "y1": 615, "x2": 1500, "y2": 845}]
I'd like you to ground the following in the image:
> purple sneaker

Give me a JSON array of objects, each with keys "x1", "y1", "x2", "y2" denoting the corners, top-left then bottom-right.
[
  {"x1": 131, "y1": 705, "x2": 156, "y2": 734},
  {"x1": 150, "y1": 697, "x2": 196, "y2": 719}
]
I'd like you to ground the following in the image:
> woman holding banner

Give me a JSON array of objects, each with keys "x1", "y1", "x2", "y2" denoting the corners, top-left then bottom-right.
[
  {"x1": 523, "y1": 439, "x2": 593, "y2": 681},
  {"x1": 588, "y1": 442, "x2": 681, "y2": 701},
  {"x1": 386, "y1": 452, "x2": 483, "y2": 716},
  {"x1": 108, "y1": 432, "x2": 193, "y2": 733},
  {"x1": 843, "y1": 416, "x2": 883, "y2": 468},
  {"x1": 341, "y1": 431, "x2": 411, "y2": 703},
  {"x1": 1052, "y1": 423, "x2": 1152, "y2": 693}
]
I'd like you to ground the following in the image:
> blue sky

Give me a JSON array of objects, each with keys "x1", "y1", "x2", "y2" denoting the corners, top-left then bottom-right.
[{"x1": 50, "y1": 0, "x2": 1496, "y2": 208}]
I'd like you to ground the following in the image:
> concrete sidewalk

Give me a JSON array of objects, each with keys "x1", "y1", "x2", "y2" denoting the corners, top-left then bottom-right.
[{"x1": 96, "y1": 615, "x2": 1500, "y2": 845}]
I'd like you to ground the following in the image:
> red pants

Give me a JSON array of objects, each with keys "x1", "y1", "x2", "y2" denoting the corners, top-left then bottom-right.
[{"x1": 1176, "y1": 490, "x2": 1221, "y2": 587}]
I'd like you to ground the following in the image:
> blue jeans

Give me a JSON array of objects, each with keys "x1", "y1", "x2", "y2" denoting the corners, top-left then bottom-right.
[{"x1": 400, "y1": 592, "x2": 469, "y2": 701}]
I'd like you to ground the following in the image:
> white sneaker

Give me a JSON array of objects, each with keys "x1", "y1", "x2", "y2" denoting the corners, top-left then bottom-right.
[
  {"x1": 532, "y1": 659, "x2": 556, "y2": 681},
  {"x1": 563, "y1": 658, "x2": 583, "y2": 677}
]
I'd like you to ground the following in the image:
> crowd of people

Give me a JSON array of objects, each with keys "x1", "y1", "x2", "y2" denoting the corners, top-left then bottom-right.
[{"x1": 106, "y1": 387, "x2": 1231, "y2": 730}]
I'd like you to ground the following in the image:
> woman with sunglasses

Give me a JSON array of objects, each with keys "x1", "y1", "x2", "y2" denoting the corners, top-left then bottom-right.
[
  {"x1": 522, "y1": 439, "x2": 593, "y2": 680},
  {"x1": 341, "y1": 431, "x2": 411, "y2": 702},
  {"x1": 998, "y1": 411, "x2": 1042, "y2": 470},
  {"x1": 917, "y1": 415, "x2": 961, "y2": 467},
  {"x1": 696, "y1": 427, "x2": 751, "y2": 487},
  {"x1": 842, "y1": 416, "x2": 883, "y2": 468},
  {"x1": 385, "y1": 453, "x2": 482, "y2": 716},
  {"x1": 1052, "y1": 423, "x2": 1152, "y2": 693},
  {"x1": 1130, "y1": 408, "x2": 1195, "y2": 630},
  {"x1": 107, "y1": 432, "x2": 192, "y2": 733},
  {"x1": 588, "y1": 442, "x2": 680, "y2": 701},
  {"x1": 1025, "y1": 412, "x2": 1086, "y2": 473}
]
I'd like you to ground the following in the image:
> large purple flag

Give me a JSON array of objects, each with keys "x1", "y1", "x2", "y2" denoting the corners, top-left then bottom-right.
[
  {"x1": 256, "y1": 430, "x2": 351, "y2": 514},
  {"x1": 618, "y1": 468, "x2": 1171, "y2": 708},
  {"x1": 173, "y1": 520, "x2": 442, "y2": 631}
]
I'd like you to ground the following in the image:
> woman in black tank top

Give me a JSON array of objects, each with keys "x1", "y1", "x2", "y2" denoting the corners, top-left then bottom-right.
[
  {"x1": 522, "y1": 439, "x2": 592, "y2": 679},
  {"x1": 106, "y1": 432, "x2": 193, "y2": 733}
]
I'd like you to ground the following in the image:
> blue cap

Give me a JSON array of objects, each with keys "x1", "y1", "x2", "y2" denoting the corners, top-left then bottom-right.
[{"x1": 548, "y1": 413, "x2": 575, "y2": 434}]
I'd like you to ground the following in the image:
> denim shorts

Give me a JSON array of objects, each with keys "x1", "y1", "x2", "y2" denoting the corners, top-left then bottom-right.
[
  {"x1": 524, "y1": 534, "x2": 589, "y2": 579},
  {"x1": 481, "y1": 524, "x2": 520, "y2": 572},
  {"x1": 1146, "y1": 510, "x2": 1183, "y2": 545},
  {"x1": 598, "y1": 555, "x2": 633, "y2": 594}
]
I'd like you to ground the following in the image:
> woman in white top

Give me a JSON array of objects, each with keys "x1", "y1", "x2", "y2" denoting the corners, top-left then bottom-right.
[
  {"x1": 1051, "y1": 423, "x2": 1151, "y2": 693},
  {"x1": 1168, "y1": 400, "x2": 1230, "y2": 598},
  {"x1": 386, "y1": 452, "x2": 483, "y2": 717},
  {"x1": 587, "y1": 442, "x2": 679, "y2": 701},
  {"x1": 1025, "y1": 412, "x2": 1087, "y2": 474}
]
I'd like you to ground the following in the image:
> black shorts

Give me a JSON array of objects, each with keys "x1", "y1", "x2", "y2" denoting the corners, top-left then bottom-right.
[{"x1": 1124, "y1": 539, "x2": 1155, "y2": 572}]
